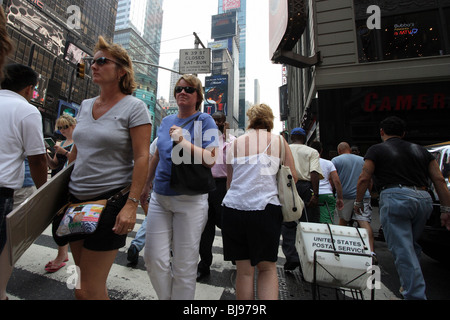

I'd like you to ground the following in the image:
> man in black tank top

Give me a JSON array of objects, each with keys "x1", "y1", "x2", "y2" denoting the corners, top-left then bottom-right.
[{"x1": 355, "y1": 116, "x2": 450, "y2": 300}]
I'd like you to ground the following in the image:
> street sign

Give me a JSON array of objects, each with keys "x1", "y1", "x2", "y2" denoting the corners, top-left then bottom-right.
[{"x1": 179, "y1": 48, "x2": 211, "y2": 74}]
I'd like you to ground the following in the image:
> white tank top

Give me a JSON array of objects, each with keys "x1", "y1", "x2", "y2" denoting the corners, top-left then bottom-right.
[{"x1": 222, "y1": 143, "x2": 281, "y2": 211}]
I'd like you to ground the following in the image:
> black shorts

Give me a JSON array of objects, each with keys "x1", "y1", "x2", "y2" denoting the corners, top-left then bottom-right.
[
  {"x1": 222, "y1": 204, "x2": 282, "y2": 266},
  {"x1": 52, "y1": 187, "x2": 128, "y2": 251}
]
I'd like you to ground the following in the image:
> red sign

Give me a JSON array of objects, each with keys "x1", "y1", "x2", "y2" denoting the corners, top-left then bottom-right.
[
  {"x1": 223, "y1": 0, "x2": 241, "y2": 11},
  {"x1": 28, "y1": 0, "x2": 44, "y2": 10},
  {"x1": 364, "y1": 92, "x2": 447, "y2": 112}
]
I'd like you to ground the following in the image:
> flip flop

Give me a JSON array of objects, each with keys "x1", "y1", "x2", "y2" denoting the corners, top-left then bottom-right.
[
  {"x1": 45, "y1": 262, "x2": 66, "y2": 273},
  {"x1": 45, "y1": 258, "x2": 69, "y2": 268}
]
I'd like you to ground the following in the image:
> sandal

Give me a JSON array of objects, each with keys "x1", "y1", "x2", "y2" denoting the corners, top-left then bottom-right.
[
  {"x1": 45, "y1": 261, "x2": 67, "y2": 273},
  {"x1": 45, "y1": 258, "x2": 69, "y2": 268}
]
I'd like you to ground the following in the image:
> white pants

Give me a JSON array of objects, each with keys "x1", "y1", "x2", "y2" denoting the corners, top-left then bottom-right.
[{"x1": 144, "y1": 192, "x2": 208, "y2": 300}]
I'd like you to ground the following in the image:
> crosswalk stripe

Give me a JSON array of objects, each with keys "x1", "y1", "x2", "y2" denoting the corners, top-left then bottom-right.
[
  {"x1": 8, "y1": 215, "x2": 239, "y2": 300},
  {"x1": 8, "y1": 208, "x2": 397, "y2": 300}
]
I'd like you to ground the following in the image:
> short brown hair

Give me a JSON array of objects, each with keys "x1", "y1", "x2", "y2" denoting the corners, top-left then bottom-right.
[
  {"x1": 94, "y1": 36, "x2": 136, "y2": 95},
  {"x1": 173, "y1": 74, "x2": 204, "y2": 110},
  {"x1": 247, "y1": 104, "x2": 274, "y2": 132},
  {"x1": 0, "y1": 7, "x2": 14, "y2": 81}
]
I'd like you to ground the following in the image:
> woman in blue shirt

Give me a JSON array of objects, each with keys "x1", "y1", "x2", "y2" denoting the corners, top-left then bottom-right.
[{"x1": 142, "y1": 75, "x2": 219, "y2": 300}]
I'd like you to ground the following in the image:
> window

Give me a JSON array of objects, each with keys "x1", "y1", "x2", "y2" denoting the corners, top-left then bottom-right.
[{"x1": 354, "y1": 1, "x2": 448, "y2": 62}]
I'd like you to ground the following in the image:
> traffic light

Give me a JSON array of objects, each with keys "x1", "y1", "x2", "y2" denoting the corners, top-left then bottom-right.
[{"x1": 76, "y1": 62, "x2": 85, "y2": 79}]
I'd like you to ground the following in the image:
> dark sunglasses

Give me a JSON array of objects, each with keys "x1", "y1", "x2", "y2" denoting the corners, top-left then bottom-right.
[
  {"x1": 57, "y1": 125, "x2": 69, "y2": 130},
  {"x1": 92, "y1": 57, "x2": 119, "y2": 66},
  {"x1": 175, "y1": 86, "x2": 196, "y2": 94}
]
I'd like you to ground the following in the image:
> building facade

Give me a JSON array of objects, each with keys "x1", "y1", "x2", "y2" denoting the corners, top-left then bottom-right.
[
  {"x1": 2, "y1": 0, "x2": 118, "y2": 138},
  {"x1": 114, "y1": 0, "x2": 164, "y2": 140},
  {"x1": 167, "y1": 58, "x2": 180, "y2": 115},
  {"x1": 218, "y1": 0, "x2": 247, "y2": 129},
  {"x1": 206, "y1": 38, "x2": 240, "y2": 130},
  {"x1": 278, "y1": 0, "x2": 450, "y2": 158}
]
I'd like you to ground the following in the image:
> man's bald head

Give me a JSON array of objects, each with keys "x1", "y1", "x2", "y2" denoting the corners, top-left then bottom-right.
[{"x1": 337, "y1": 142, "x2": 351, "y2": 155}]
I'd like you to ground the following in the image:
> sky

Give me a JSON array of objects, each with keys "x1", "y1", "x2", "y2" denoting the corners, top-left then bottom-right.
[{"x1": 156, "y1": 0, "x2": 284, "y2": 132}]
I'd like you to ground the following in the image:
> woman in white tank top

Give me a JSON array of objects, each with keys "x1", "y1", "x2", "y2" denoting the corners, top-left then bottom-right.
[{"x1": 221, "y1": 104, "x2": 297, "y2": 300}]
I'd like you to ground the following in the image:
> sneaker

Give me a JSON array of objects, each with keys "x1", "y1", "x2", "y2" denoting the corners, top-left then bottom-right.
[{"x1": 127, "y1": 244, "x2": 139, "y2": 265}]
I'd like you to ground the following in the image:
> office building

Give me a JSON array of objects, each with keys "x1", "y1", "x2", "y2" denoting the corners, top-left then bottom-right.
[
  {"x1": 114, "y1": 0, "x2": 164, "y2": 140},
  {"x1": 254, "y1": 79, "x2": 260, "y2": 104},
  {"x1": 218, "y1": 0, "x2": 246, "y2": 129},
  {"x1": 167, "y1": 59, "x2": 180, "y2": 115},
  {"x1": 2, "y1": 0, "x2": 119, "y2": 137}
]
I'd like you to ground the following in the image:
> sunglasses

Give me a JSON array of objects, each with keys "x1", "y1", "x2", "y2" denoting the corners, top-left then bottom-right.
[
  {"x1": 175, "y1": 86, "x2": 197, "y2": 94},
  {"x1": 57, "y1": 125, "x2": 69, "y2": 130},
  {"x1": 91, "y1": 57, "x2": 119, "y2": 66}
]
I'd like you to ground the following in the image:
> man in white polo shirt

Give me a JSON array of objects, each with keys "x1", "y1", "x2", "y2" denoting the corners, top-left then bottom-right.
[{"x1": 0, "y1": 64, "x2": 48, "y2": 300}]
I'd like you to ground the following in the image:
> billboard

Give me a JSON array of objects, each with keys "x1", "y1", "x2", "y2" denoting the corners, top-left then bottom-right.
[
  {"x1": 6, "y1": 0, "x2": 66, "y2": 58},
  {"x1": 64, "y1": 42, "x2": 89, "y2": 66},
  {"x1": 30, "y1": 73, "x2": 47, "y2": 106},
  {"x1": 208, "y1": 39, "x2": 233, "y2": 54},
  {"x1": 269, "y1": 0, "x2": 289, "y2": 59},
  {"x1": 57, "y1": 100, "x2": 79, "y2": 119},
  {"x1": 223, "y1": 0, "x2": 241, "y2": 11},
  {"x1": 204, "y1": 75, "x2": 229, "y2": 116},
  {"x1": 211, "y1": 12, "x2": 237, "y2": 39}
]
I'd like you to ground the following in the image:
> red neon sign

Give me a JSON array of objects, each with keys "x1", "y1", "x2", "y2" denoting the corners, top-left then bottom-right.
[{"x1": 364, "y1": 92, "x2": 446, "y2": 112}]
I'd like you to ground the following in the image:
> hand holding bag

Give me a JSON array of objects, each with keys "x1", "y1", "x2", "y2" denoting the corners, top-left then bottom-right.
[
  {"x1": 277, "y1": 135, "x2": 304, "y2": 222},
  {"x1": 54, "y1": 185, "x2": 130, "y2": 238},
  {"x1": 170, "y1": 113, "x2": 216, "y2": 195}
]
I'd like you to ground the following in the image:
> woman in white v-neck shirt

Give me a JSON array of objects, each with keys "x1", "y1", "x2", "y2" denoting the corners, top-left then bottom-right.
[{"x1": 54, "y1": 36, "x2": 151, "y2": 300}]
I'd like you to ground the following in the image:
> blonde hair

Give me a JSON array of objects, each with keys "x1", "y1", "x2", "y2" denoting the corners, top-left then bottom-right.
[
  {"x1": 94, "y1": 36, "x2": 136, "y2": 95},
  {"x1": 173, "y1": 74, "x2": 204, "y2": 110},
  {"x1": 247, "y1": 104, "x2": 274, "y2": 132},
  {"x1": 0, "y1": 7, "x2": 14, "y2": 81},
  {"x1": 56, "y1": 114, "x2": 77, "y2": 129}
]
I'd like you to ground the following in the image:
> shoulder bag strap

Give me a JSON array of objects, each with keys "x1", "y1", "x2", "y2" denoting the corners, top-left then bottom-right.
[
  {"x1": 279, "y1": 135, "x2": 286, "y2": 165},
  {"x1": 108, "y1": 184, "x2": 131, "y2": 203},
  {"x1": 179, "y1": 112, "x2": 201, "y2": 129}
]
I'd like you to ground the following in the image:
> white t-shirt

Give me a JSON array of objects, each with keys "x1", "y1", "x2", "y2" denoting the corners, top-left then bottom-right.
[
  {"x1": 0, "y1": 90, "x2": 45, "y2": 189},
  {"x1": 69, "y1": 95, "x2": 151, "y2": 199},
  {"x1": 150, "y1": 137, "x2": 158, "y2": 156},
  {"x1": 318, "y1": 158, "x2": 336, "y2": 195}
]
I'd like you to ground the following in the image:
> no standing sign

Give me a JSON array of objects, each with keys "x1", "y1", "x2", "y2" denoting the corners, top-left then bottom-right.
[{"x1": 179, "y1": 48, "x2": 211, "y2": 74}]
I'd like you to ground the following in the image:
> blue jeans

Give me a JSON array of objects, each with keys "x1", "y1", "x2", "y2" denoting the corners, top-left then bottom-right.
[
  {"x1": 0, "y1": 195, "x2": 14, "y2": 255},
  {"x1": 379, "y1": 186, "x2": 432, "y2": 300},
  {"x1": 131, "y1": 216, "x2": 147, "y2": 251}
]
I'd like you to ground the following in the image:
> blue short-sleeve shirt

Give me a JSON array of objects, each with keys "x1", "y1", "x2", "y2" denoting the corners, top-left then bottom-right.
[{"x1": 155, "y1": 112, "x2": 219, "y2": 196}]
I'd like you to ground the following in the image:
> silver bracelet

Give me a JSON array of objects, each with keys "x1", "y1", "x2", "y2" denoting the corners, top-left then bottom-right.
[
  {"x1": 127, "y1": 197, "x2": 139, "y2": 204},
  {"x1": 441, "y1": 206, "x2": 450, "y2": 213}
]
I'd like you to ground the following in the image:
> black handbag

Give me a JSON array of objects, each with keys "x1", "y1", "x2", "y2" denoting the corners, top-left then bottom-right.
[{"x1": 170, "y1": 113, "x2": 216, "y2": 195}]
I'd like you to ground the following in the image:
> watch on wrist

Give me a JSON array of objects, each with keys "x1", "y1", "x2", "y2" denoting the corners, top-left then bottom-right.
[{"x1": 354, "y1": 201, "x2": 364, "y2": 207}]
